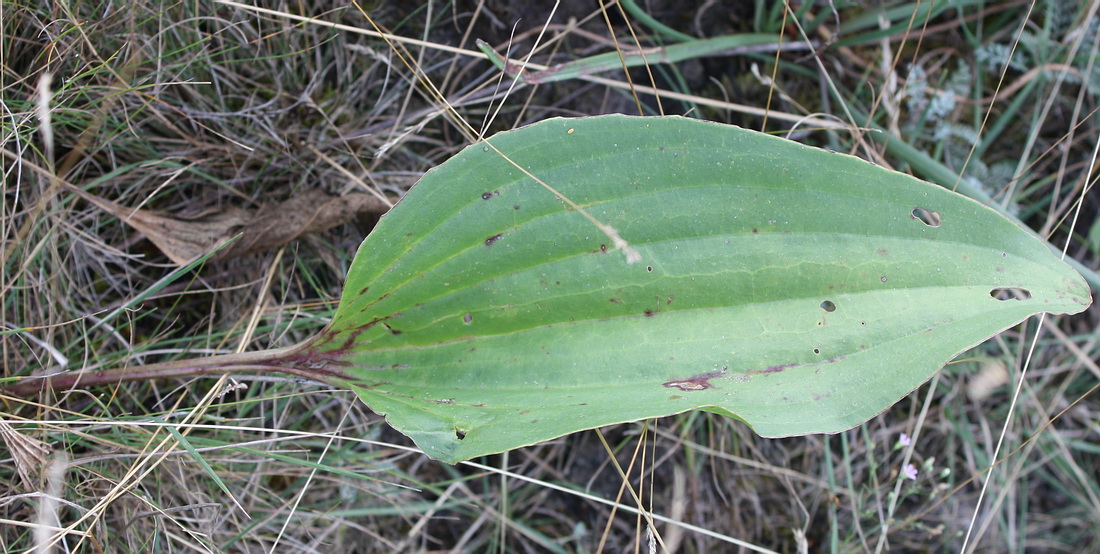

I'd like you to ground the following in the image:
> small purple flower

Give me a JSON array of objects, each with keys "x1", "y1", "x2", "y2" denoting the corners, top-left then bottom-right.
[
  {"x1": 903, "y1": 463, "x2": 918, "y2": 481},
  {"x1": 898, "y1": 433, "x2": 911, "y2": 447}
]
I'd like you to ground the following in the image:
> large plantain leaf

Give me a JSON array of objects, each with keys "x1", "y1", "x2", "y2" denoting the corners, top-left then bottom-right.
[{"x1": 296, "y1": 115, "x2": 1090, "y2": 463}]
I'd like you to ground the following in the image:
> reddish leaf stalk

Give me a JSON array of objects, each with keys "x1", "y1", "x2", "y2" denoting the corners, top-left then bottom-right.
[{"x1": 1, "y1": 344, "x2": 334, "y2": 397}]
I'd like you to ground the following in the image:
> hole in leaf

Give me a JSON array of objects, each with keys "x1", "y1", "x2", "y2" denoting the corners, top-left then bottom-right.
[
  {"x1": 990, "y1": 288, "x2": 1031, "y2": 301},
  {"x1": 813, "y1": 348, "x2": 821, "y2": 354},
  {"x1": 455, "y1": 428, "x2": 467, "y2": 440},
  {"x1": 911, "y1": 207, "x2": 942, "y2": 227},
  {"x1": 820, "y1": 300, "x2": 836, "y2": 312}
]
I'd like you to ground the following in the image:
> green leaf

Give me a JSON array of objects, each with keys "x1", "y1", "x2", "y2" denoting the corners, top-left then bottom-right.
[{"x1": 298, "y1": 115, "x2": 1090, "y2": 463}]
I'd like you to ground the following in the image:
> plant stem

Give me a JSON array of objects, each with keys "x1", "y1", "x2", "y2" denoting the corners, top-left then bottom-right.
[{"x1": 1, "y1": 343, "x2": 338, "y2": 397}]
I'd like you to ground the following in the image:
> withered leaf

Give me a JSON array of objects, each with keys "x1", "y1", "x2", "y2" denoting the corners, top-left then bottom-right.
[{"x1": 75, "y1": 188, "x2": 391, "y2": 264}]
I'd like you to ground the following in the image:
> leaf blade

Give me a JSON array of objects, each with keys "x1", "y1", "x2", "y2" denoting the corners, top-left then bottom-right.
[{"x1": 309, "y1": 115, "x2": 1090, "y2": 463}]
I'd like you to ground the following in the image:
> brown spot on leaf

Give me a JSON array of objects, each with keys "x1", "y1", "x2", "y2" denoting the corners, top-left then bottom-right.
[
  {"x1": 485, "y1": 233, "x2": 503, "y2": 247},
  {"x1": 746, "y1": 363, "x2": 795, "y2": 376},
  {"x1": 663, "y1": 369, "x2": 726, "y2": 391}
]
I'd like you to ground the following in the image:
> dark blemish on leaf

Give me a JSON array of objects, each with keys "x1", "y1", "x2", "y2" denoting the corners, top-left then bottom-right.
[
  {"x1": 820, "y1": 300, "x2": 836, "y2": 312},
  {"x1": 752, "y1": 228, "x2": 759, "y2": 234},
  {"x1": 481, "y1": 190, "x2": 499, "y2": 200},
  {"x1": 336, "y1": 317, "x2": 386, "y2": 351},
  {"x1": 514, "y1": 204, "x2": 521, "y2": 210},
  {"x1": 357, "y1": 285, "x2": 369, "y2": 296},
  {"x1": 644, "y1": 309, "x2": 655, "y2": 317},
  {"x1": 877, "y1": 248, "x2": 889, "y2": 256},
  {"x1": 745, "y1": 355, "x2": 846, "y2": 377},
  {"x1": 911, "y1": 207, "x2": 942, "y2": 227},
  {"x1": 646, "y1": 265, "x2": 653, "y2": 272},
  {"x1": 663, "y1": 368, "x2": 727, "y2": 391},
  {"x1": 485, "y1": 233, "x2": 503, "y2": 247},
  {"x1": 880, "y1": 275, "x2": 888, "y2": 283},
  {"x1": 463, "y1": 312, "x2": 473, "y2": 323},
  {"x1": 455, "y1": 428, "x2": 467, "y2": 440},
  {"x1": 609, "y1": 298, "x2": 622, "y2": 303},
  {"x1": 813, "y1": 348, "x2": 820, "y2": 354},
  {"x1": 1002, "y1": 252, "x2": 1008, "y2": 257},
  {"x1": 747, "y1": 363, "x2": 795, "y2": 376},
  {"x1": 666, "y1": 295, "x2": 674, "y2": 305},
  {"x1": 990, "y1": 287, "x2": 1032, "y2": 301},
  {"x1": 860, "y1": 321, "x2": 867, "y2": 326},
  {"x1": 600, "y1": 244, "x2": 607, "y2": 253}
]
